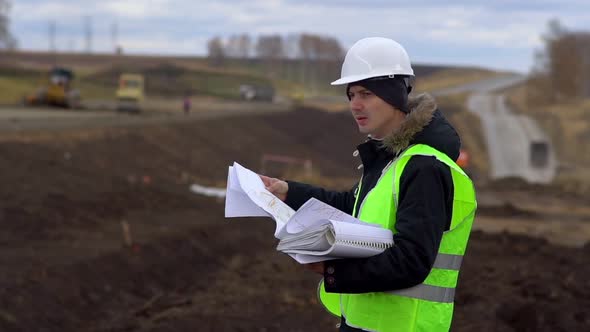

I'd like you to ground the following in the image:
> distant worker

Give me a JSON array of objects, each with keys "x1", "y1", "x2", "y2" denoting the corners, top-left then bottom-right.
[
  {"x1": 183, "y1": 93, "x2": 191, "y2": 115},
  {"x1": 260, "y1": 37, "x2": 477, "y2": 331}
]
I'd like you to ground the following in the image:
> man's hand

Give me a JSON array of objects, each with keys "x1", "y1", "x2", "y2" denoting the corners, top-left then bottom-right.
[
  {"x1": 260, "y1": 175, "x2": 288, "y2": 201},
  {"x1": 305, "y1": 262, "x2": 325, "y2": 275}
]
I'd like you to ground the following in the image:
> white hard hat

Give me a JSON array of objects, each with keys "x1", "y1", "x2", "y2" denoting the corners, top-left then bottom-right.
[{"x1": 331, "y1": 37, "x2": 414, "y2": 85}]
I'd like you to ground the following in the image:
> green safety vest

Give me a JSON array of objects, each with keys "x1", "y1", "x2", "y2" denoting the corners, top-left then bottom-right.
[{"x1": 318, "y1": 144, "x2": 477, "y2": 332}]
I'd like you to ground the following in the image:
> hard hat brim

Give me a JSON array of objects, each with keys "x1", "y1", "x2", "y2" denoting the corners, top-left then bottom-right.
[
  {"x1": 331, "y1": 74, "x2": 375, "y2": 85},
  {"x1": 331, "y1": 71, "x2": 415, "y2": 86}
]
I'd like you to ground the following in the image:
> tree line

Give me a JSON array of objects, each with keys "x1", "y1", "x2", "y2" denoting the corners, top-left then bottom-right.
[
  {"x1": 529, "y1": 20, "x2": 590, "y2": 104},
  {"x1": 207, "y1": 33, "x2": 345, "y2": 94},
  {"x1": 206, "y1": 33, "x2": 344, "y2": 63}
]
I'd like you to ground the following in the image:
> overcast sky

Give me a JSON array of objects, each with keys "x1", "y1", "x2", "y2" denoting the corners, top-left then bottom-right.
[{"x1": 10, "y1": 0, "x2": 590, "y2": 73}]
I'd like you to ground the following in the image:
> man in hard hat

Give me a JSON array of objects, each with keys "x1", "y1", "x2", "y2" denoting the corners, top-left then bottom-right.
[{"x1": 261, "y1": 37, "x2": 477, "y2": 332}]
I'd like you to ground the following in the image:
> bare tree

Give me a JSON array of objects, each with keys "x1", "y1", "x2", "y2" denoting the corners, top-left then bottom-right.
[
  {"x1": 531, "y1": 19, "x2": 590, "y2": 103},
  {"x1": 283, "y1": 34, "x2": 301, "y2": 59},
  {"x1": 207, "y1": 36, "x2": 225, "y2": 66},
  {"x1": 297, "y1": 33, "x2": 343, "y2": 93},
  {"x1": 256, "y1": 35, "x2": 284, "y2": 59},
  {"x1": 238, "y1": 34, "x2": 251, "y2": 58},
  {"x1": 545, "y1": 20, "x2": 579, "y2": 100},
  {"x1": 255, "y1": 35, "x2": 284, "y2": 78},
  {"x1": 224, "y1": 34, "x2": 251, "y2": 58},
  {"x1": 0, "y1": 0, "x2": 17, "y2": 49},
  {"x1": 320, "y1": 36, "x2": 344, "y2": 59},
  {"x1": 298, "y1": 34, "x2": 343, "y2": 60},
  {"x1": 225, "y1": 35, "x2": 240, "y2": 58},
  {"x1": 298, "y1": 34, "x2": 315, "y2": 59}
]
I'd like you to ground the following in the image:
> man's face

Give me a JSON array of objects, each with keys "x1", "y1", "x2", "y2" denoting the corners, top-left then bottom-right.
[{"x1": 348, "y1": 85, "x2": 406, "y2": 139}]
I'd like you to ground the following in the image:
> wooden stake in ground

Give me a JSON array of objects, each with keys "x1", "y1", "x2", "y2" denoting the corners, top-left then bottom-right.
[{"x1": 121, "y1": 219, "x2": 133, "y2": 247}]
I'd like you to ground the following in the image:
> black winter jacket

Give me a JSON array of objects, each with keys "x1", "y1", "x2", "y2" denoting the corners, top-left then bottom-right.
[{"x1": 285, "y1": 93, "x2": 460, "y2": 295}]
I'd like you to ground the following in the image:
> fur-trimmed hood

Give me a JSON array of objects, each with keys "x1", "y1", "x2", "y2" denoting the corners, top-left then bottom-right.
[{"x1": 382, "y1": 93, "x2": 461, "y2": 161}]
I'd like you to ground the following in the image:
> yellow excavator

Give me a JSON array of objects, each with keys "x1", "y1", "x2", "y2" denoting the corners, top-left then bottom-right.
[{"x1": 24, "y1": 67, "x2": 81, "y2": 108}]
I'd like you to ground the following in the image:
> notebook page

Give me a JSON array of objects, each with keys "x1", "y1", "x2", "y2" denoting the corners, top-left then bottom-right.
[
  {"x1": 278, "y1": 198, "x2": 378, "y2": 238},
  {"x1": 225, "y1": 166, "x2": 270, "y2": 218},
  {"x1": 232, "y1": 162, "x2": 295, "y2": 236},
  {"x1": 289, "y1": 253, "x2": 340, "y2": 264},
  {"x1": 276, "y1": 224, "x2": 332, "y2": 251}
]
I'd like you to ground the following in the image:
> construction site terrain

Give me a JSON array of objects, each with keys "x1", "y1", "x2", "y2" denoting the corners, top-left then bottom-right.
[{"x1": 0, "y1": 103, "x2": 588, "y2": 332}]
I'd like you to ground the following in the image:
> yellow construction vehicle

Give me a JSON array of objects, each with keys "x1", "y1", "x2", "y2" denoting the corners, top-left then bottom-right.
[
  {"x1": 116, "y1": 73, "x2": 144, "y2": 113},
  {"x1": 24, "y1": 67, "x2": 81, "y2": 108}
]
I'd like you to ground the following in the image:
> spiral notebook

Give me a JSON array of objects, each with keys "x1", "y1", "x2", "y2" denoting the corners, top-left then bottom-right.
[
  {"x1": 277, "y1": 219, "x2": 394, "y2": 261},
  {"x1": 224, "y1": 162, "x2": 394, "y2": 264}
]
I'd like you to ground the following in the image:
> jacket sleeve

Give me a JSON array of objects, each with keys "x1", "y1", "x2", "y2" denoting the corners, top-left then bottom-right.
[
  {"x1": 323, "y1": 156, "x2": 453, "y2": 293},
  {"x1": 284, "y1": 180, "x2": 358, "y2": 215}
]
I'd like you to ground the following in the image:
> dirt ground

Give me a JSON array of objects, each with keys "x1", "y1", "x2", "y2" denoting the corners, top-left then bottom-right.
[{"x1": 0, "y1": 106, "x2": 588, "y2": 332}]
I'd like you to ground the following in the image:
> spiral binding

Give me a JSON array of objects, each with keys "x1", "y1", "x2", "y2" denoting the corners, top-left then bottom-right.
[{"x1": 337, "y1": 239, "x2": 394, "y2": 249}]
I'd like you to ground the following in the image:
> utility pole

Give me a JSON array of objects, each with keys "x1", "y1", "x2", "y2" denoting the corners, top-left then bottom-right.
[
  {"x1": 111, "y1": 20, "x2": 118, "y2": 53},
  {"x1": 84, "y1": 15, "x2": 92, "y2": 53},
  {"x1": 48, "y1": 20, "x2": 58, "y2": 66},
  {"x1": 49, "y1": 20, "x2": 56, "y2": 52}
]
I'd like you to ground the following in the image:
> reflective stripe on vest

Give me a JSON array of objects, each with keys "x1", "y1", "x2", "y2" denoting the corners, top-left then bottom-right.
[
  {"x1": 318, "y1": 144, "x2": 477, "y2": 332},
  {"x1": 330, "y1": 250, "x2": 459, "y2": 305},
  {"x1": 432, "y1": 253, "x2": 463, "y2": 270},
  {"x1": 383, "y1": 253, "x2": 463, "y2": 303},
  {"x1": 387, "y1": 284, "x2": 455, "y2": 303}
]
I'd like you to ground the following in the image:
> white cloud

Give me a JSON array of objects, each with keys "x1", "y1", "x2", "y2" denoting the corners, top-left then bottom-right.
[
  {"x1": 121, "y1": 35, "x2": 206, "y2": 54},
  {"x1": 101, "y1": 0, "x2": 175, "y2": 19},
  {"x1": 442, "y1": 19, "x2": 469, "y2": 29},
  {"x1": 426, "y1": 24, "x2": 543, "y2": 48},
  {"x1": 13, "y1": 2, "x2": 92, "y2": 21}
]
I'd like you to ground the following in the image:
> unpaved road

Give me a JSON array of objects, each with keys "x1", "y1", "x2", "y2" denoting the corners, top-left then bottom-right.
[
  {"x1": 468, "y1": 93, "x2": 556, "y2": 183},
  {"x1": 452, "y1": 75, "x2": 558, "y2": 184},
  {"x1": 0, "y1": 98, "x2": 291, "y2": 133},
  {"x1": 430, "y1": 74, "x2": 527, "y2": 96}
]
